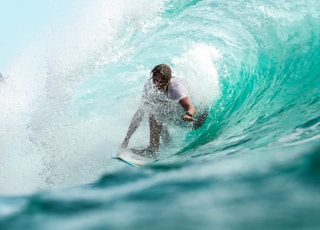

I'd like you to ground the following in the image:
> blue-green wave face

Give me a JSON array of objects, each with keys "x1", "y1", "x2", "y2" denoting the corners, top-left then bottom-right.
[
  {"x1": 1, "y1": 2, "x2": 320, "y2": 226},
  {"x1": 1, "y1": 0, "x2": 320, "y2": 229},
  {"x1": 71, "y1": 0, "x2": 320, "y2": 157}
]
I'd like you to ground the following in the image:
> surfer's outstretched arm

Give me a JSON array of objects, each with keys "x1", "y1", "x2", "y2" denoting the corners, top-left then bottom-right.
[
  {"x1": 121, "y1": 109, "x2": 145, "y2": 149},
  {"x1": 179, "y1": 97, "x2": 197, "y2": 121}
]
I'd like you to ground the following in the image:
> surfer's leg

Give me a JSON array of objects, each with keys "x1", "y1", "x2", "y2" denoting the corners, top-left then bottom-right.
[{"x1": 149, "y1": 114, "x2": 162, "y2": 151}]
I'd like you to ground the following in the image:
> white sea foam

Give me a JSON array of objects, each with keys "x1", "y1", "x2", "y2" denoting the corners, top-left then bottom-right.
[{"x1": 0, "y1": 0, "x2": 164, "y2": 195}]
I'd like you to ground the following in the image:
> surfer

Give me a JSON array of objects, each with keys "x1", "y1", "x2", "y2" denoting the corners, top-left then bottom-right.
[{"x1": 120, "y1": 64, "x2": 201, "y2": 155}]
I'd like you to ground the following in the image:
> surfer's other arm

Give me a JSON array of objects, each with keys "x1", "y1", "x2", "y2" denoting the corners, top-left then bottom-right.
[{"x1": 179, "y1": 96, "x2": 196, "y2": 121}]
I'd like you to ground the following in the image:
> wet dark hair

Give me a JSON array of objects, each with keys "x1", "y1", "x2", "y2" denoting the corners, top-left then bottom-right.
[{"x1": 151, "y1": 64, "x2": 172, "y2": 82}]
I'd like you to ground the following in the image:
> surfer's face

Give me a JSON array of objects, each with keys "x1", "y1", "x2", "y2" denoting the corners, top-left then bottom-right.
[{"x1": 152, "y1": 73, "x2": 169, "y2": 90}]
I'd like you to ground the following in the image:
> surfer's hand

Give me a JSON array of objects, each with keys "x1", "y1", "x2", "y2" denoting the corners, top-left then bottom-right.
[{"x1": 182, "y1": 112, "x2": 197, "y2": 122}]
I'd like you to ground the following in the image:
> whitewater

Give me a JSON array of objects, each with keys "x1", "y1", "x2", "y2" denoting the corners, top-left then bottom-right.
[{"x1": 0, "y1": 0, "x2": 319, "y2": 229}]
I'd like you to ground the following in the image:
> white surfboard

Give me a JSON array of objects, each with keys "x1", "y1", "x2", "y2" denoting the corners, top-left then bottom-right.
[{"x1": 112, "y1": 147, "x2": 157, "y2": 167}]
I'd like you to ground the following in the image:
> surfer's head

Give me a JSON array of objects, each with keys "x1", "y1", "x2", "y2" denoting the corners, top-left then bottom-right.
[{"x1": 151, "y1": 64, "x2": 172, "y2": 90}]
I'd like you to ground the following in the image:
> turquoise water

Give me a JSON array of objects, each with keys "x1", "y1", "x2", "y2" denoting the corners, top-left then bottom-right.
[{"x1": 1, "y1": 0, "x2": 320, "y2": 229}]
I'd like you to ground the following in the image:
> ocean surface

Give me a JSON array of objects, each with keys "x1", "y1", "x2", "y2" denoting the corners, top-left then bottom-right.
[{"x1": 1, "y1": 0, "x2": 320, "y2": 229}]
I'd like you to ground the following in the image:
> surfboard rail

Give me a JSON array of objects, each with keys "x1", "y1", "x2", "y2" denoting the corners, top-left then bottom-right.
[{"x1": 113, "y1": 147, "x2": 157, "y2": 167}]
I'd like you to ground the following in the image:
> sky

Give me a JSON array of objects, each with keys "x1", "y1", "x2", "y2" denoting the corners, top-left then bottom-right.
[{"x1": 0, "y1": 1, "x2": 82, "y2": 74}]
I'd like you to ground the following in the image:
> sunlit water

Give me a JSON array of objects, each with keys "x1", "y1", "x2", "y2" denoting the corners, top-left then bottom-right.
[{"x1": 1, "y1": 0, "x2": 319, "y2": 229}]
